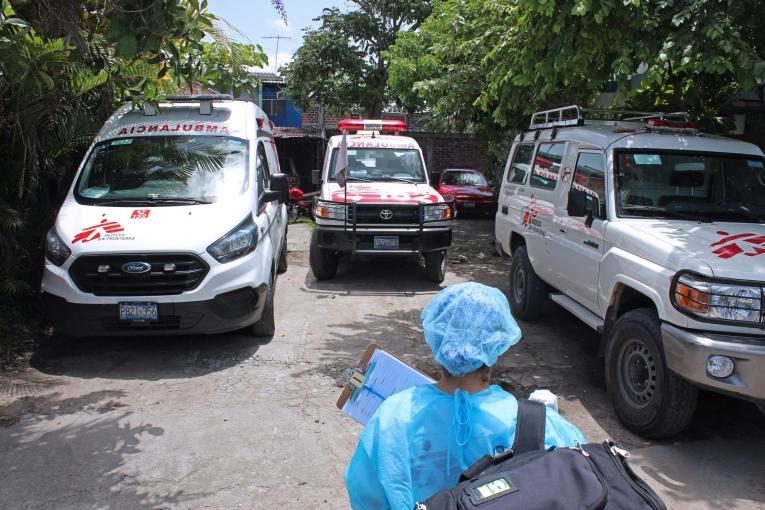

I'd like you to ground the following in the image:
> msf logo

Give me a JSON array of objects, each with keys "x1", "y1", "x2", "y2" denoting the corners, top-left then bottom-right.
[
  {"x1": 72, "y1": 219, "x2": 125, "y2": 244},
  {"x1": 710, "y1": 231, "x2": 765, "y2": 259}
]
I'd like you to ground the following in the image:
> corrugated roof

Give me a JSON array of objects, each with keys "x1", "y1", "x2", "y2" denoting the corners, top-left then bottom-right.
[
  {"x1": 249, "y1": 70, "x2": 284, "y2": 84},
  {"x1": 273, "y1": 126, "x2": 322, "y2": 139}
]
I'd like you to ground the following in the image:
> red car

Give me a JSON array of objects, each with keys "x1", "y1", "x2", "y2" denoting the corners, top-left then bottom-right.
[{"x1": 436, "y1": 168, "x2": 497, "y2": 215}]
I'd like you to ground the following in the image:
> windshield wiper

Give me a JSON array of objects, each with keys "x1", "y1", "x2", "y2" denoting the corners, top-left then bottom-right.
[
  {"x1": 343, "y1": 176, "x2": 373, "y2": 183},
  {"x1": 147, "y1": 196, "x2": 211, "y2": 205},
  {"x1": 622, "y1": 206, "x2": 713, "y2": 222},
  {"x1": 93, "y1": 198, "x2": 157, "y2": 206},
  {"x1": 380, "y1": 176, "x2": 420, "y2": 183}
]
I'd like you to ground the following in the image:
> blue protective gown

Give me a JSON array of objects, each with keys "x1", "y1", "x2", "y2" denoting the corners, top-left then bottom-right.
[{"x1": 345, "y1": 384, "x2": 586, "y2": 510}]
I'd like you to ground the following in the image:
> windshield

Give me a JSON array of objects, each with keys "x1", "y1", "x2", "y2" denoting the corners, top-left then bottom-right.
[
  {"x1": 328, "y1": 147, "x2": 426, "y2": 183},
  {"x1": 75, "y1": 136, "x2": 249, "y2": 205},
  {"x1": 442, "y1": 171, "x2": 487, "y2": 186},
  {"x1": 616, "y1": 151, "x2": 765, "y2": 222}
]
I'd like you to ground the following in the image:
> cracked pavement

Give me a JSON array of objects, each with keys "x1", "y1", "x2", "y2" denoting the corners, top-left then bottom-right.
[{"x1": 1, "y1": 218, "x2": 764, "y2": 509}]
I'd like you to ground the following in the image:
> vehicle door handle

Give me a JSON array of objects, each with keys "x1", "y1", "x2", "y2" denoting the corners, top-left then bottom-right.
[
  {"x1": 559, "y1": 228, "x2": 567, "y2": 235},
  {"x1": 501, "y1": 206, "x2": 509, "y2": 215}
]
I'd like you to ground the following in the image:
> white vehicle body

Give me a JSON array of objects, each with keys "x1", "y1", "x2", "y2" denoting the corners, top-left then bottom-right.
[
  {"x1": 42, "y1": 96, "x2": 289, "y2": 336},
  {"x1": 496, "y1": 106, "x2": 765, "y2": 436},
  {"x1": 310, "y1": 121, "x2": 453, "y2": 282}
]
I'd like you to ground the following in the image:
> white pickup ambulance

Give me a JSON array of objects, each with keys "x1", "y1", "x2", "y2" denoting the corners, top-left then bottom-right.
[
  {"x1": 310, "y1": 119, "x2": 454, "y2": 282},
  {"x1": 496, "y1": 106, "x2": 765, "y2": 437},
  {"x1": 42, "y1": 95, "x2": 289, "y2": 339}
]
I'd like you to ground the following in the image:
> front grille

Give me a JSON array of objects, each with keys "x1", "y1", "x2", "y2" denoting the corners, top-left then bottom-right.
[
  {"x1": 349, "y1": 204, "x2": 420, "y2": 225},
  {"x1": 69, "y1": 253, "x2": 209, "y2": 296}
]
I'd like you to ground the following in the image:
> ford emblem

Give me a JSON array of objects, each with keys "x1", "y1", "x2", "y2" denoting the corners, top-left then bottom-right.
[
  {"x1": 380, "y1": 209, "x2": 394, "y2": 220},
  {"x1": 122, "y1": 262, "x2": 152, "y2": 274}
]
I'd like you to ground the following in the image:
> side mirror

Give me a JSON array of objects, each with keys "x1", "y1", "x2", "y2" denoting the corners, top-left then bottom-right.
[
  {"x1": 260, "y1": 190, "x2": 282, "y2": 206},
  {"x1": 567, "y1": 189, "x2": 588, "y2": 217},
  {"x1": 311, "y1": 169, "x2": 321, "y2": 185},
  {"x1": 270, "y1": 173, "x2": 289, "y2": 203}
]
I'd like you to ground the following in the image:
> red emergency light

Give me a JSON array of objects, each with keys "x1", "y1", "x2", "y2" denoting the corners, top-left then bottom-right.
[
  {"x1": 338, "y1": 118, "x2": 407, "y2": 133},
  {"x1": 647, "y1": 119, "x2": 697, "y2": 129}
]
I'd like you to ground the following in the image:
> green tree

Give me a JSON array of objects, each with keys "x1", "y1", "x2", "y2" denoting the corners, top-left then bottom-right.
[
  {"x1": 282, "y1": 0, "x2": 432, "y2": 117},
  {"x1": 180, "y1": 40, "x2": 269, "y2": 97},
  {"x1": 388, "y1": 0, "x2": 765, "y2": 133}
]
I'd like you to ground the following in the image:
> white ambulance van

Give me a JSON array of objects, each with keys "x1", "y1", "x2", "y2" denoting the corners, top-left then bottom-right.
[
  {"x1": 496, "y1": 105, "x2": 765, "y2": 437},
  {"x1": 310, "y1": 119, "x2": 454, "y2": 282},
  {"x1": 42, "y1": 95, "x2": 289, "y2": 338}
]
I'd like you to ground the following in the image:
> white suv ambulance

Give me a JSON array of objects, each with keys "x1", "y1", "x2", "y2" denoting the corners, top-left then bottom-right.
[
  {"x1": 496, "y1": 106, "x2": 765, "y2": 437},
  {"x1": 310, "y1": 119, "x2": 454, "y2": 282},
  {"x1": 42, "y1": 95, "x2": 289, "y2": 338}
]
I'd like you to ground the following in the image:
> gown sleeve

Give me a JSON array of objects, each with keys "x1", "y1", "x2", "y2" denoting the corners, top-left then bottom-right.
[
  {"x1": 543, "y1": 406, "x2": 587, "y2": 447},
  {"x1": 345, "y1": 395, "x2": 415, "y2": 510}
]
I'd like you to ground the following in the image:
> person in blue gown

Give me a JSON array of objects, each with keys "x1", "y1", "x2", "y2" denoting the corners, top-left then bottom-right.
[{"x1": 345, "y1": 282, "x2": 586, "y2": 509}]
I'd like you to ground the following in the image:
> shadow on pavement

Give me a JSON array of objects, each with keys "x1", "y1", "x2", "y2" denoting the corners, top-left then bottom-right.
[
  {"x1": 0, "y1": 390, "x2": 206, "y2": 509},
  {"x1": 29, "y1": 332, "x2": 261, "y2": 381}
]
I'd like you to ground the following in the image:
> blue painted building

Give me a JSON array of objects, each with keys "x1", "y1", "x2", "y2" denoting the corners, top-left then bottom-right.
[{"x1": 251, "y1": 72, "x2": 302, "y2": 128}]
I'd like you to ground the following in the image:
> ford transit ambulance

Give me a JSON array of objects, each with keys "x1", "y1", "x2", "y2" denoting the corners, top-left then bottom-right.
[
  {"x1": 310, "y1": 119, "x2": 454, "y2": 282},
  {"x1": 496, "y1": 105, "x2": 765, "y2": 437},
  {"x1": 42, "y1": 95, "x2": 289, "y2": 339}
]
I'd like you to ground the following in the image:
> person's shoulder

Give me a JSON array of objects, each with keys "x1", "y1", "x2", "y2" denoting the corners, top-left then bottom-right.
[{"x1": 374, "y1": 385, "x2": 434, "y2": 422}]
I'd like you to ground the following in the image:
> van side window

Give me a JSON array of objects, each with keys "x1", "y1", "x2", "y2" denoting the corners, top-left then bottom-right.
[
  {"x1": 256, "y1": 142, "x2": 271, "y2": 194},
  {"x1": 573, "y1": 152, "x2": 606, "y2": 217},
  {"x1": 530, "y1": 142, "x2": 565, "y2": 190},
  {"x1": 508, "y1": 143, "x2": 534, "y2": 183}
]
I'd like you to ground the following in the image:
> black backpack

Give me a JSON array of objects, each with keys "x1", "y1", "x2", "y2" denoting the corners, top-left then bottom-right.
[{"x1": 416, "y1": 399, "x2": 666, "y2": 510}]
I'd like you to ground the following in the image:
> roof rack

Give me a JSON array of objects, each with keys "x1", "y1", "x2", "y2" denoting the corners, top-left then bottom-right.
[{"x1": 529, "y1": 105, "x2": 691, "y2": 129}]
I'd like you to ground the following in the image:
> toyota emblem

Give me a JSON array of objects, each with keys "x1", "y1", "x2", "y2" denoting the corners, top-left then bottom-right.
[{"x1": 379, "y1": 209, "x2": 394, "y2": 220}]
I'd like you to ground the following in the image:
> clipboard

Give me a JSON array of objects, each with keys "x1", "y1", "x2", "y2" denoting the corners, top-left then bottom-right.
[{"x1": 337, "y1": 342, "x2": 435, "y2": 425}]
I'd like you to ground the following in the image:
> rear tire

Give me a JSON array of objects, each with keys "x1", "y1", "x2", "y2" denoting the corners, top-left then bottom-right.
[
  {"x1": 309, "y1": 230, "x2": 338, "y2": 280},
  {"x1": 251, "y1": 273, "x2": 276, "y2": 341},
  {"x1": 605, "y1": 308, "x2": 698, "y2": 438},
  {"x1": 424, "y1": 250, "x2": 447, "y2": 283},
  {"x1": 508, "y1": 245, "x2": 546, "y2": 321},
  {"x1": 277, "y1": 236, "x2": 288, "y2": 274}
]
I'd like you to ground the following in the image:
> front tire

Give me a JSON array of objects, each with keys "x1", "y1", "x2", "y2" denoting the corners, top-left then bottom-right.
[
  {"x1": 424, "y1": 250, "x2": 447, "y2": 283},
  {"x1": 309, "y1": 230, "x2": 338, "y2": 280},
  {"x1": 508, "y1": 245, "x2": 546, "y2": 321},
  {"x1": 251, "y1": 274, "x2": 276, "y2": 341},
  {"x1": 605, "y1": 308, "x2": 698, "y2": 438},
  {"x1": 277, "y1": 236, "x2": 288, "y2": 274}
]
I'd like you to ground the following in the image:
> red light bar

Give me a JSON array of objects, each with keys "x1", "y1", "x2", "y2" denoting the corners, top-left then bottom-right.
[
  {"x1": 338, "y1": 119, "x2": 407, "y2": 133},
  {"x1": 647, "y1": 119, "x2": 696, "y2": 129}
]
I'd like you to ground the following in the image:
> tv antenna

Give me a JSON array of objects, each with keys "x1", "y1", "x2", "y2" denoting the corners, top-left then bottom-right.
[{"x1": 262, "y1": 36, "x2": 292, "y2": 73}]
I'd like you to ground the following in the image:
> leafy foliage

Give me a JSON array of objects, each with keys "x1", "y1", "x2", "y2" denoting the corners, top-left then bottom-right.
[
  {"x1": 282, "y1": 0, "x2": 432, "y2": 117},
  {"x1": 388, "y1": 0, "x2": 765, "y2": 134}
]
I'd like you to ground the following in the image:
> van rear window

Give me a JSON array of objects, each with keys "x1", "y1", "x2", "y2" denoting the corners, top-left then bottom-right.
[{"x1": 530, "y1": 143, "x2": 565, "y2": 190}]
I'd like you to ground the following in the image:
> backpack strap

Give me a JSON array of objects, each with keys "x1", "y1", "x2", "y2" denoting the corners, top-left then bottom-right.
[
  {"x1": 458, "y1": 398, "x2": 547, "y2": 482},
  {"x1": 511, "y1": 398, "x2": 547, "y2": 455}
]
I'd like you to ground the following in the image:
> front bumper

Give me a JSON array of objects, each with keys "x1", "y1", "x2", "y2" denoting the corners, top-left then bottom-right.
[
  {"x1": 662, "y1": 322, "x2": 765, "y2": 402},
  {"x1": 314, "y1": 226, "x2": 452, "y2": 254},
  {"x1": 44, "y1": 284, "x2": 268, "y2": 337}
]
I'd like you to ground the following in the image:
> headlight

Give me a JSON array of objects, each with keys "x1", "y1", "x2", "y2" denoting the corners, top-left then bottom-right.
[
  {"x1": 45, "y1": 227, "x2": 71, "y2": 266},
  {"x1": 207, "y1": 215, "x2": 259, "y2": 263},
  {"x1": 672, "y1": 273, "x2": 763, "y2": 325},
  {"x1": 314, "y1": 200, "x2": 347, "y2": 220},
  {"x1": 423, "y1": 203, "x2": 453, "y2": 222}
]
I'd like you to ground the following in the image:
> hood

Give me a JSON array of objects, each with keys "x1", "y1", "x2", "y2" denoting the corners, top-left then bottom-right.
[
  {"x1": 438, "y1": 184, "x2": 494, "y2": 198},
  {"x1": 626, "y1": 220, "x2": 765, "y2": 280},
  {"x1": 55, "y1": 197, "x2": 250, "y2": 255},
  {"x1": 324, "y1": 182, "x2": 443, "y2": 204}
]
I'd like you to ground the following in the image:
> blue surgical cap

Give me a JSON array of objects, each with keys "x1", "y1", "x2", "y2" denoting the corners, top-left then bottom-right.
[{"x1": 421, "y1": 282, "x2": 521, "y2": 376}]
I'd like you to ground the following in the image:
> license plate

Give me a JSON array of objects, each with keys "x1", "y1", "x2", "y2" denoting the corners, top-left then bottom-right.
[
  {"x1": 373, "y1": 236, "x2": 399, "y2": 250},
  {"x1": 119, "y1": 302, "x2": 158, "y2": 321},
  {"x1": 463, "y1": 201, "x2": 476, "y2": 208}
]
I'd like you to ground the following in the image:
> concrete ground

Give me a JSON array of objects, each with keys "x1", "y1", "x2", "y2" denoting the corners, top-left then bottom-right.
[{"x1": 0, "y1": 218, "x2": 763, "y2": 509}]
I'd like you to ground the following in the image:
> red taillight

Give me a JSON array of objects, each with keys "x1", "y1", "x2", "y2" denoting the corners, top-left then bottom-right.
[
  {"x1": 647, "y1": 119, "x2": 696, "y2": 129},
  {"x1": 337, "y1": 119, "x2": 407, "y2": 133}
]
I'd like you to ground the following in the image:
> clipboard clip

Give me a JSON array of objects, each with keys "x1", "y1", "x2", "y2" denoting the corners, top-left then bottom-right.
[{"x1": 345, "y1": 368, "x2": 367, "y2": 390}]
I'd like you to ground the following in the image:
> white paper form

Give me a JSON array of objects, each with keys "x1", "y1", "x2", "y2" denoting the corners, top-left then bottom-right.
[{"x1": 342, "y1": 348, "x2": 435, "y2": 425}]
